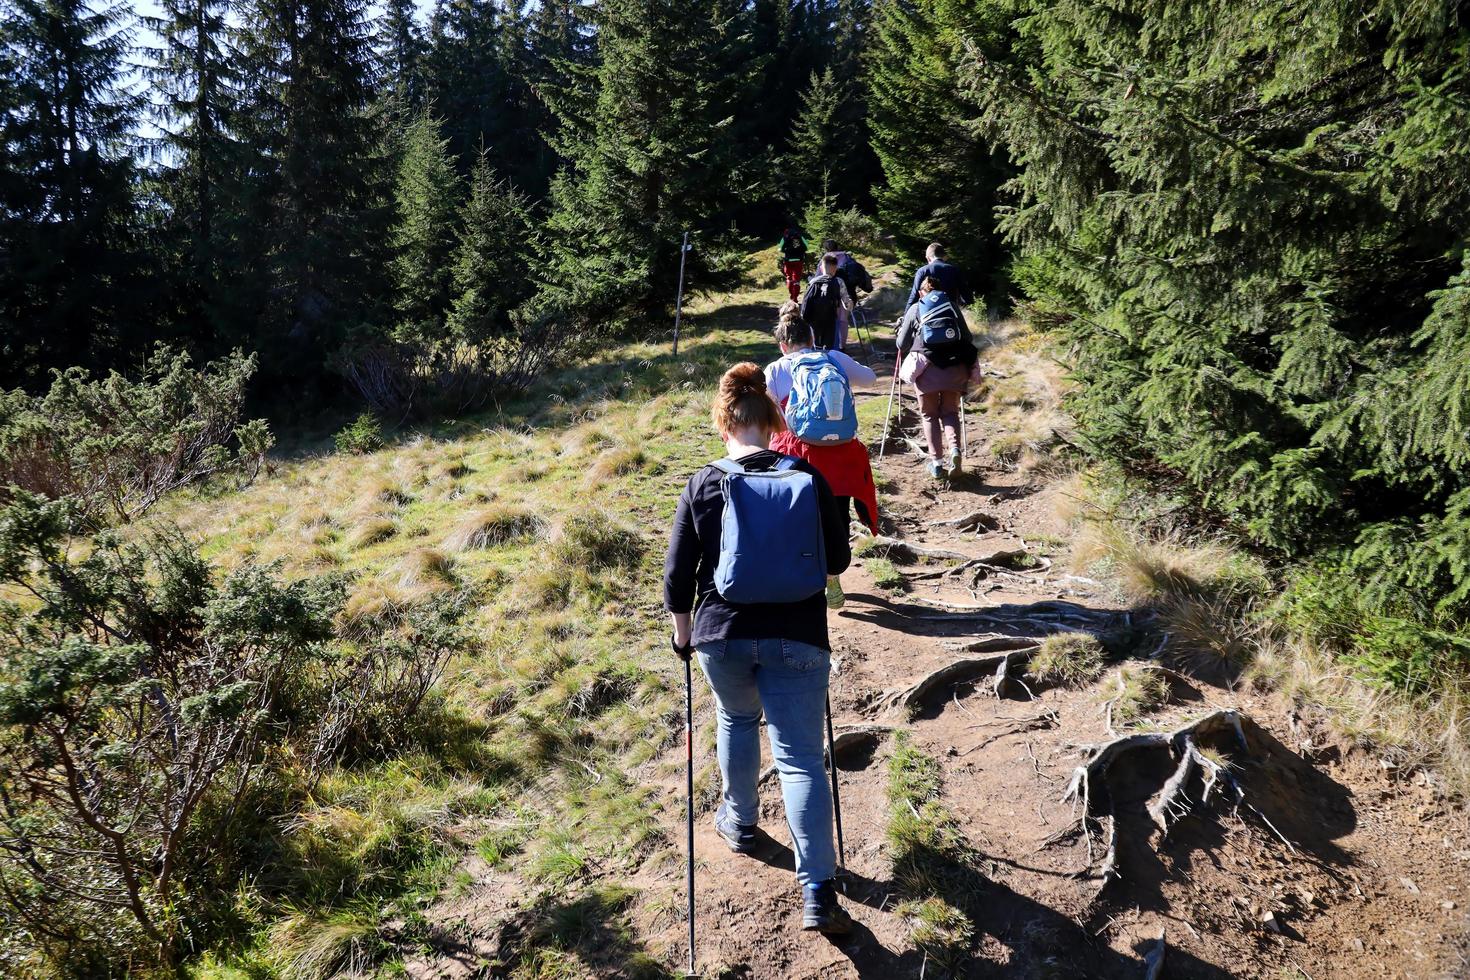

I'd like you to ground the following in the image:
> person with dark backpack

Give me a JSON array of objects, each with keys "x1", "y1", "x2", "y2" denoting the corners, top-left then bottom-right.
[
  {"x1": 897, "y1": 275, "x2": 980, "y2": 478},
  {"x1": 904, "y1": 241, "x2": 975, "y2": 311},
  {"x1": 821, "y1": 239, "x2": 874, "y2": 349},
  {"x1": 664, "y1": 363, "x2": 854, "y2": 936},
  {"x1": 777, "y1": 227, "x2": 810, "y2": 302},
  {"x1": 764, "y1": 301, "x2": 880, "y2": 609},
  {"x1": 800, "y1": 254, "x2": 853, "y2": 351}
]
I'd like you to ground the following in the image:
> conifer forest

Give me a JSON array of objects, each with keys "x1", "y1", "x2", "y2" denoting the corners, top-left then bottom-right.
[{"x1": 1, "y1": 0, "x2": 1469, "y2": 976}]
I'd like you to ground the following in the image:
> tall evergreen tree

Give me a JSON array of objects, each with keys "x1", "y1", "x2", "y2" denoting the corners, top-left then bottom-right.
[
  {"x1": 390, "y1": 111, "x2": 461, "y2": 346},
  {"x1": 447, "y1": 152, "x2": 536, "y2": 342},
  {"x1": 377, "y1": 0, "x2": 425, "y2": 110},
  {"x1": 867, "y1": 0, "x2": 1012, "y2": 296},
  {"x1": 966, "y1": 0, "x2": 1470, "y2": 627},
  {"x1": 0, "y1": 0, "x2": 144, "y2": 386},
  {"x1": 143, "y1": 0, "x2": 239, "y2": 332},
  {"x1": 232, "y1": 0, "x2": 387, "y2": 385},
  {"x1": 784, "y1": 67, "x2": 845, "y2": 208},
  {"x1": 543, "y1": 0, "x2": 746, "y2": 321},
  {"x1": 424, "y1": 0, "x2": 515, "y2": 174}
]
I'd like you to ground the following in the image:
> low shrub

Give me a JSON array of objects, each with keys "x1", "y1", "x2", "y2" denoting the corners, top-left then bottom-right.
[
  {"x1": 0, "y1": 346, "x2": 270, "y2": 527},
  {"x1": 335, "y1": 413, "x2": 384, "y2": 455}
]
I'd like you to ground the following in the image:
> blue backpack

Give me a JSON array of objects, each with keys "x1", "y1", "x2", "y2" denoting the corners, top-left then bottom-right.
[
  {"x1": 710, "y1": 457, "x2": 827, "y2": 604},
  {"x1": 785, "y1": 350, "x2": 858, "y2": 445}
]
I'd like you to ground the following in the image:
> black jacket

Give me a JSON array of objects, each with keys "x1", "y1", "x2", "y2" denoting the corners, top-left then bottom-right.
[{"x1": 663, "y1": 450, "x2": 851, "y2": 650}]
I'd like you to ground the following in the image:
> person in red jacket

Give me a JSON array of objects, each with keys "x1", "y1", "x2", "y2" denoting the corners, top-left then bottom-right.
[{"x1": 777, "y1": 227, "x2": 809, "y2": 302}]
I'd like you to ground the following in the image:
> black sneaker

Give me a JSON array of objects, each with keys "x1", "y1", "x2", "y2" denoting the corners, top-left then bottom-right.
[
  {"x1": 713, "y1": 803, "x2": 758, "y2": 854},
  {"x1": 801, "y1": 880, "x2": 854, "y2": 934}
]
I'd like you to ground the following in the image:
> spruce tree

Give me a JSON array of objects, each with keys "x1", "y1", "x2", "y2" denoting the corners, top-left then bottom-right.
[
  {"x1": 390, "y1": 111, "x2": 462, "y2": 346},
  {"x1": 543, "y1": 0, "x2": 745, "y2": 322},
  {"x1": 866, "y1": 0, "x2": 1012, "y2": 296},
  {"x1": 964, "y1": 0, "x2": 1470, "y2": 627},
  {"x1": 377, "y1": 0, "x2": 425, "y2": 110},
  {"x1": 0, "y1": 0, "x2": 144, "y2": 385},
  {"x1": 447, "y1": 153, "x2": 536, "y2": 343},
  {"x1": 424, "y1": 0, "x2": 514, "y2": 174},
  {"x1": 231, "y1": 0, "x2": 386, "y2": 384},
  {"x1": 142, "y1": 0, "x2": 239, "y2": 330},
  {"x1": 784, "y1": 67, "x2": 845, "y2": 208}
]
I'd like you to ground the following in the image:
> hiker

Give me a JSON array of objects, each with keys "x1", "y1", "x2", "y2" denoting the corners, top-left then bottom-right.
[
  {"x1": 765, "y1": 300, "x2": 879, "y2": 609},
  {"x1": 897, "y1": 275, "x2": 980, "y2": 478},
  {"x1": 664, "y1": 362, "x2": 854, "y2": 934},
  {"x1": 904, "y1": 242, "x2": 975, "y2": 312},
  {"x1": 800, "y1": 253, "x2": 853, "y2": 351},
  {"x1": 822, "y1": 239, "x2": 874, "y2": 350},
  {"x1": 778, "y1": 226, "x2": 809, "y2": 302}
]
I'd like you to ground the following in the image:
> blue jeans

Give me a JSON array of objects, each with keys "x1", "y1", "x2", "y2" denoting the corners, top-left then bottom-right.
[{"x1": 696, "y1": 637, "x2": 835, "y2": 886}]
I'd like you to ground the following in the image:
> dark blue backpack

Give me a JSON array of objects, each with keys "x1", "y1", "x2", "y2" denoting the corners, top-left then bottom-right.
[
  {"x1": 710, "y1": 457, "x2": 827, "y2": 604},
  {"x1": 917, "y1": 290, "x2": 973, "y2": 367}
]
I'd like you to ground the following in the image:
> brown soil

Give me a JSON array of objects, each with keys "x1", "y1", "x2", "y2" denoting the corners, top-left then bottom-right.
[
  {"x1": 409, "y1": 333, "x2": 1470, "y2": 979},
  {"x1": 630, "y1": 359, "x2": 1470, "y2": 979}
]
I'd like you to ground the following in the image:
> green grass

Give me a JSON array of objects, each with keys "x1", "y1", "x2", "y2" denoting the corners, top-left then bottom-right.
[
  {"x1": 866, "y1": 556, "x2": 906, "y2": 591},
  {"x1": 131, "y1": 252, "x2": 911, "y2": 977},
  {"x1": 1103, "y1": 666, "x2": 1169, "y2": 726},
  {"x1": 1027, "y1": 632, "x2": 1107, "y2": 687}
]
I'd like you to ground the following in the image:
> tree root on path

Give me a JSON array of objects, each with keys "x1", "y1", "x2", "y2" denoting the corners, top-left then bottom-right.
[
  {"x1": 880, "y1": 646, "x2": 1042, "y2": 714},
  {"x1": 927, "y1": 510, "x2": 1001, "y2": 533},
  {"x1": 1059, "y1": 709, "x2": 1283, "y2": 895},
  {"x1": 758, "y1": 724, "x2": 893, "y2": 785}
]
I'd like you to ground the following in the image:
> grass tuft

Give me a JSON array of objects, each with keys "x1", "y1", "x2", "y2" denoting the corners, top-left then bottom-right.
[
  {"x1": 551, "y1": 512, "x2": 644, "y2": 571},
  {"x1": 866, "y1": 557, "x2": 906, "y2": 591},
  {"x1": 443, "y1": 504, "x2": 547, "y2": 552},
  {"x1": 1027, "y1": 632, "x2": 1107, "y2": 687},
  {"x1": 1103, "y1": 666, "x2": 1168, "y2": 726},
  {"x1": 395, "y1": 548, "x2": 455, "y2": 590},
  {"x1": 345, "y1": 517, "x2": 397, "y2": 551}
]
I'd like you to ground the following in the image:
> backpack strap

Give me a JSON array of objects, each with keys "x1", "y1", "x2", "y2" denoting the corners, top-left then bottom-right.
[{"x1": 710, "y1": 458, "x2": 745, "y2": 475}]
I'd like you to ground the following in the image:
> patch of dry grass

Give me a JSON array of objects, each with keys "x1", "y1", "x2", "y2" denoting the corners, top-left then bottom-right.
[
  {"x1": 443, "y1": 504, "x2": 547, "y2": 552},
  {"x1": 1101, "y1": 666, "x2": 1168, "y2": 726},
  {"x1": 1028, "y1": 632, "x2": 1107, "y2": 687},
  {"x1": 395, "y1": 548, "x2": 455, "y2": 590},
  {"x1": 345, "y1": 517, "x2": 397, "y2": 551}
]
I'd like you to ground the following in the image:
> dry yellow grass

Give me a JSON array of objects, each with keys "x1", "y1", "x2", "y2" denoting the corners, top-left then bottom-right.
[
  {"x1": 443, "y1": 504, "x2": 547, "y2": 552},
  {"x1": 395, "y1": 547, "x2": 455, "y2": 590},
  {"x1": 345, "y1": 517, "x2": 396, "y2": 551}
]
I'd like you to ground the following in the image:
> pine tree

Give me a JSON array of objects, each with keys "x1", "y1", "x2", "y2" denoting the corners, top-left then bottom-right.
[
  {"x1": 424, "y1": 0, "x2": 514, "y2": 173},
  {"x1": 142, "y1": 0, "x2": 239, "y2": 328},
  {"x1": 0, "y1": 0, "x2": 144, "y2": 385},
  {"x1": 543, "y1": 0, "x2": 745, "y2": 322},
  {"x1": 784, "y1": 67, "x2": 845, "y2": 208},
  {"x1": 964, "y1": 0, "x2": 1470, "y2": 627},
  {"x1": 232, "y1": 0, "x2": 387, "y2": 384},
  {"x1": 390, "y1": 111, "x2": 462, "y2": 346},
  {"x1": 447, "y1": 153, "x2": 535, "y2": 342},
  {"x1": 866, "y1": 0, "x2": 1012, "y2": 296},
  {"x1": 377, "y1": 0, "x2": 425, "y2": 109}
]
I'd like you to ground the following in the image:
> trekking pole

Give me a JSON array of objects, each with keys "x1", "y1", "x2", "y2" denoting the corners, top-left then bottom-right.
[
  {"x1": 672, "y1": 230, "x2": 691, "y2": 357},
  {"x1": 825, "y1": 694, "x2": 848, "y2": 890},
  {"x1": 877, "y1": 355, "x2": 901, "y2": 457},
  {"x1": 683, "y1": 655, "x2": 698, "y2": 978},
  {"x1": 960, "y1": 394, "x2": 968, "y2": 463}
]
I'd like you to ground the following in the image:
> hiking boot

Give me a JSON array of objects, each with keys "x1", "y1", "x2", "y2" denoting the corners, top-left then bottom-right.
[
  {"x1": 947, "y1": 450, "x2": 962, "y2": 474},
  {"x1": 926, "y1": 458, "x2": 945, "y2": 480},
  {"x1": 714, "y1": 803, "x2": 758, "y2": 855},
  {"x1": 826, "y1": 576, "x2": 845, "y2": 610},
  {"x1": 802, "y1": 881, "x2": 854, "y2": 934}
]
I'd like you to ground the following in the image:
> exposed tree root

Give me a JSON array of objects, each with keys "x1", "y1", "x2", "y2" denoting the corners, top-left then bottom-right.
[
  {"x1": 863, "y1": 535, "x2": 980, "y2": 563},
  {"x1": 758, "y1": 724, "x2": 893, "y2": 785},
  {"x1": 881, "y1": 647, "x2": 1041, "y2": 714},
  {"x1": 959, "y1": 709, "x2": 1059, "y2": 756},
  {"x1": 1060, "y1": 710, "x2": 1258, "y2": 892},
  {"x1": 927, "y1": 510, "x2": 1001, "y2": 533}
]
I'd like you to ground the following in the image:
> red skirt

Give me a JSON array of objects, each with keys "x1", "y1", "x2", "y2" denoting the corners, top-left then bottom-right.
[{"x1": 771, "y1": 432, "x2": 879, "y2": 535}]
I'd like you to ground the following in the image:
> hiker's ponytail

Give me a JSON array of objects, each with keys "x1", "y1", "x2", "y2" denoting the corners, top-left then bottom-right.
[
  {"x1": 774, "y1": 301, "x2": 812, "y2": 349},
  {"x1": 713, "y1": 362, "x2": 786, "y2": 437}
]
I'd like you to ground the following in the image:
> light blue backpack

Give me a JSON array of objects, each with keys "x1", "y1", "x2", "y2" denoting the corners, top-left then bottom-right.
[
  {"x1": 785, "y1": 350, "x2": 858, "y2": 445},
  {"x1": 710, "y1": 457, "x2": 827, "y2": 604}
]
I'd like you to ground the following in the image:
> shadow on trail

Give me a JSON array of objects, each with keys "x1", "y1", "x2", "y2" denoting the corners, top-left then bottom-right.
[{"x1": 840, "y1": 592, "x2": 1135, "y2": 643}]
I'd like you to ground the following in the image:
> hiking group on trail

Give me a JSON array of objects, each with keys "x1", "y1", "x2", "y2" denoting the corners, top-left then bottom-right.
[{"x1": 663, "y1": 239, "x2": 982, "y2": 953}]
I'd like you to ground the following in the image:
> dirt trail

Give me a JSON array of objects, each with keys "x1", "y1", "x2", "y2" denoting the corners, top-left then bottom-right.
[{"x1": 637, "y1": 336, "x2": 1470, "y2": 979}]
